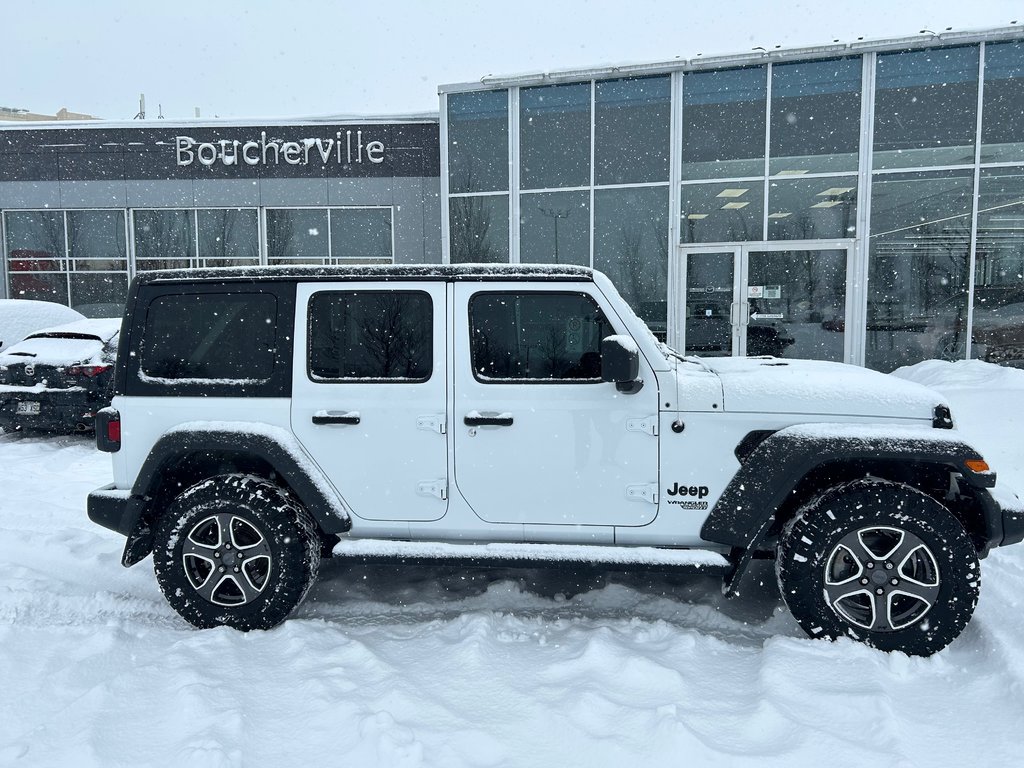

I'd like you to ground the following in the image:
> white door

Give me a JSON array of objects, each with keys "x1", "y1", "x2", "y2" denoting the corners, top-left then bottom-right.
[
  {"x1": 452, "y1": 283, "x2": 661, "y2": 527},
  {"x1": 290, "y1": 281, "x2": 449, "y2": 522}
]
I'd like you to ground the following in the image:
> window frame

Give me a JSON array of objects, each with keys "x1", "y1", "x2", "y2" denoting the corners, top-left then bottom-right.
[
  {"x1": 122, "y1": 281, "x2": 295, "y2": 398},
  {"x1": 467, "y1": 289, "x2": 613, "y2": 385},
  {"x1": 306, "y1": 289, "x2": 434, "y2": 384}
]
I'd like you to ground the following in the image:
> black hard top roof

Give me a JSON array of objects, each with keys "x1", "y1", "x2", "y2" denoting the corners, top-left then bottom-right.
[{"x1": 135, "y1": 263, "x2": 595, "y2": 285}]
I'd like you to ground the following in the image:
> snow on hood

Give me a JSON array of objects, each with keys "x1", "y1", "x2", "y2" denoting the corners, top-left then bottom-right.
[
  {"x1": 700, "y1": 356, "x2": 945, "y2": 421},
  {"x1": 0, "y1": 318, "x2": 120, "y2": 367}
]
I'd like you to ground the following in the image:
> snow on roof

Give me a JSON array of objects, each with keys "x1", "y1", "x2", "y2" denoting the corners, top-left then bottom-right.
[
  {"x1": 0, "y1": 300, "x2": 85, "y2": 352},
  {"x1": 136, "y1": 263, "x2": 595, "y2": 284}
]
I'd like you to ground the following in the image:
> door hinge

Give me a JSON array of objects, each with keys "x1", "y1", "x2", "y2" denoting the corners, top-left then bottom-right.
[
  {"x1": 626, "y1": 483, "x2": 659, "y2": 504},
  {"x1": 416, "y1": 414, "x2": 447, "y2": 435},
  {"x1": 626, "y1": 416, "x2": 658, "y2": 436},
  {"x1": 417, "y1": 480, "x2": 448, "y2": 500}
]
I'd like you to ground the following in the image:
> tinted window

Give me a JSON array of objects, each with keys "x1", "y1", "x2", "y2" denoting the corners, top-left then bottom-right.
[
  {"x1": 770, "y1": 57, "x2": 861, "y2": 175},
  {"x1": 449, "y1": 195, "x2": 509, "y2": 263},
  {"x1": 867, "y1": 170, "x2": 973, "y2": 372},
  {"x1": 308, "y1": 292, "x2": 432, "y2": 381},
  {"x1": 595, "y1": 186, "x2": 669, "y2": 335},
  {"x1": 141, "y1": 293, "x2": 278, "y2": 380},
  {"x1": 873, "y1": 46, "x2": 979, "y2": 169},
  {"x1": 982, "y1": 41, "x2": 1024, "y2": 163},
  {"x1": 519, "y1": 190, "x2": 590, "y2": 267},
  {"x1": 470, "y1": 292, "x2": 611, "y2": 381},
  {"x1": 520, "y1": 83, "x2": 591, "y2": 190},
  {"x1": 595, "y1": 76, "x2": 671, "y2": 185},
  {"x1": 133, "y1": 209, "x2": 195, "y2": 270},
  {"x1": 448, "y1": 90, "x2": 509, "y2": 193},
  {"x1": 681, "y1": 66, "x2": 767, "y2": 180}
]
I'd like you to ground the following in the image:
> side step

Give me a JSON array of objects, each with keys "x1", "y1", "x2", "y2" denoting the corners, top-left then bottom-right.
[{"x1": 332, "y1": 538, "x2": 730, "y2": 573}]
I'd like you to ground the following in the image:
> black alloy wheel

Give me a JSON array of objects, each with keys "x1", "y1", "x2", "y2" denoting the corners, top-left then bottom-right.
[
  {"x1": 154, "y1": 474, "x2": 321, "y2": 630},
  {"x1": 777, "y1": 479, "x2": 980, "y2": 656}
]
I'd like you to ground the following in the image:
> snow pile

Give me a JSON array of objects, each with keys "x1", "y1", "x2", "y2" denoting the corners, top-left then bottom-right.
[
  {"x1": 1, "y1": 360, "x2": 1024, "y2": 766},
  {"x1": 893, "y1": 359, "x2": 1024, "y2": 492}
]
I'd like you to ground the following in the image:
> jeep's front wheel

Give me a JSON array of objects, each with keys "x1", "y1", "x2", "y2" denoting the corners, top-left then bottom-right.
[
  {"x1": 153, "y1": 474, "x2": 321, "y2": 630},
  {"x1": 777, "y1": 480, "x2": 980, "y2": 656}
]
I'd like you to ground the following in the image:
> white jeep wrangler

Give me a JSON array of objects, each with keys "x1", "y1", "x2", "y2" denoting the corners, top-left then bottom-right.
[{"x1": 88, "y1": 265, "x2": 1024, "y2": 655}]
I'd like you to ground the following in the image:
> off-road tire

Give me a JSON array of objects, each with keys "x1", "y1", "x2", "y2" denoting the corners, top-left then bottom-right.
[
  {"x1": 153, "y1": 474, "x2": 321, "y2": 630},
  {"x1": 777, "y1": 479, "x2": 980, "y2": 656}
]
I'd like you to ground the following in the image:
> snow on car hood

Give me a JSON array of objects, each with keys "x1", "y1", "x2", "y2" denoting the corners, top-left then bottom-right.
[{"x1": 700, "y1": 356, "x2": 945, "y2": 421}]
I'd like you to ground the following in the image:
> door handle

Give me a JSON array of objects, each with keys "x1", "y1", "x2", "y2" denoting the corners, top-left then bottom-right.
[
  {"x1": 312, "y1": 410, "x2": 361, "y2": 426},
  {"x1": 464, "y1": 411, "x2": 513, "y2": 427}
]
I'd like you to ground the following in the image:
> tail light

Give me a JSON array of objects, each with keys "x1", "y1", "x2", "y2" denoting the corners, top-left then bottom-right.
[
  {"x1": 68, "y1": 365, "x2": 111, "y2": 378},
  {"x1": 96, "y1": 408, "x2": 121, "y2": 453}
]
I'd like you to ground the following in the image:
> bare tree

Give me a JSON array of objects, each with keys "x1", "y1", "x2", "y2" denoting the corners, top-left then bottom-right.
[{"x1": 450, "y1": 195, "x2": 497, "y2": 263}]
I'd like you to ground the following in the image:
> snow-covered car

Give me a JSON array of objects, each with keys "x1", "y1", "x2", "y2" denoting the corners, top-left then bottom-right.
[
  {"x1": 87, "y1": 265, "x2": 1024, "y2": 656},
  {"x1": 0, "y1": 299, "x2": 85, "y2": 352},
  {"x1": 0, "y1": 318, "x2": 121, "y2": 433}
]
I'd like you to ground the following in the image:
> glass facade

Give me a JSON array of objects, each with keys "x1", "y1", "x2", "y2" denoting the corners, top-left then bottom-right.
[
  {"x1": 682, "y1": 181, "x2": 765, "y2": 243},
  {"x1": 520, "y1": 84, "x2": 590, "y2": 189},
  {"x1": 873, "y1": 46, "x2": 979, "y2": 170},
  {"x1": 594, "y1": 186, "x2": 669, "y2": 332},
  {"x1": 681, "y1": 66, "x2": 766, "y2": 180},
  {"x1": 595, "y1": 76, "x2": 671, "y2": 185},
  {"x1": 4, "y1": 209, "x2": 124, "y2": 312},
  {"x1": 443, "y1": 33, "x2": 1024, "y2": 370},
  {"x1": 770, "y1": 58, "x2": 862, "y2": 176},
  {"x1": 447, "y1": 74, "x2": 672, "y2": 329},
  {"x1": 767, "y1": 177, "x2": 857, "y2": 241},
  {"x1": 449, "y1": 195, "x2": 509, "y2": 263},
  {"x1": 519, "y1": 190, "x2": 589, "y2": 267},
  {"x1": 982, "y1": 42, "x2": 1024, "y2": 163},
  {"x1": 3, "y1": 206, "x2": 394, "y2": 314}
]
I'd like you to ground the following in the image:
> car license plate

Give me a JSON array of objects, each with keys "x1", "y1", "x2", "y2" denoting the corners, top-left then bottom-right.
[{"x1": 16, "y1": 401, "x2": 40, "y2": 415}]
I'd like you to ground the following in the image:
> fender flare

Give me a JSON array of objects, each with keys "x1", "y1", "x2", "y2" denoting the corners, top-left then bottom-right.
[
  {"x1": 700, "y1": 425, "x2": 999, "y2": 595},
  {"x1": 120, "y1": 422, "x2": 351, "y2": 565}
]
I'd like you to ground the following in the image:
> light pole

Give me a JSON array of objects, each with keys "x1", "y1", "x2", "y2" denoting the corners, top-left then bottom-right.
[{"x1": 538, "y1": 205, "x2": 571, "y2": 264}]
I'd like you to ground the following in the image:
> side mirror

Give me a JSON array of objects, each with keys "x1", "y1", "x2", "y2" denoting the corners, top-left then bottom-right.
[{"x1": 601, "y1": 335, "x2": 643, "y2": 394}]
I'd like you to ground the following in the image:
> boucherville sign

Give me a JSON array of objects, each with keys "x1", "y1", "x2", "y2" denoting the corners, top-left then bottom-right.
[{"x1": 174, "y1": 130, "x2": 385, "y2": 168}]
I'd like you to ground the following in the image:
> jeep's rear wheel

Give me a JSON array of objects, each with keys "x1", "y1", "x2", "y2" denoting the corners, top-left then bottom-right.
[
  {"x1": 153, "y1": 474, "x2": 321, "y2": 630},
  {"x1": 776, "y1": 480, "x2": 980, "y2": 656}
]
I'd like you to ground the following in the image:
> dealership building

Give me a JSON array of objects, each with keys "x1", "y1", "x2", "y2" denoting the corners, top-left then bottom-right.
[{"x1": 2, "y1": 26, "x2": 1023, "y2": 372}]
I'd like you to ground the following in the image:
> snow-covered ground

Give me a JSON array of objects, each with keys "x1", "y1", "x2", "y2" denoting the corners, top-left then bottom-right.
[{"x1": 2, "y1": 360, "x2": 1024, "y2": 767}]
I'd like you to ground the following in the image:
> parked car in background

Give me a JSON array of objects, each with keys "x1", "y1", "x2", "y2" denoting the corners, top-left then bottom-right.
[
  {"x1": 0, "y1": 299, "x2": 85, "y2": 352},
  {"x1": 0, "y1": 318, "x2": 121, "y2": 433}
]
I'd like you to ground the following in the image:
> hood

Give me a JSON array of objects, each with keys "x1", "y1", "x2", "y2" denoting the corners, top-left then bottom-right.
[{"x1": 700, "y1": 357, "x2": 946, "y2": 423}]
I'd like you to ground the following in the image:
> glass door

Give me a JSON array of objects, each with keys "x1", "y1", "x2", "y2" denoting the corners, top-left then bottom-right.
[
  {"x1": 672, "y1": 242, "x2": 853, "y2": 362},
  {"x1": 744, "y1": 247, "x2": 849, "y2": 362},
  {"x1": 684, "y1": 250, "x2": 738, "y2": 357}
]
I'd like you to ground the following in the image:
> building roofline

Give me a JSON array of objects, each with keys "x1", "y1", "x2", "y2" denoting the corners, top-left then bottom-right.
[
  {"x1": 0, "y1": 112, "x2": 439, "y2": 132},
  {"x1": 438, "y1": 24, "x2": 1024, "y2": 94}
]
